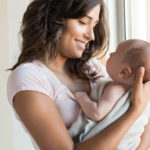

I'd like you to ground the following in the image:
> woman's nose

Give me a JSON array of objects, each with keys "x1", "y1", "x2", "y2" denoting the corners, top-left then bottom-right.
[{"x1": 84, "y1": 27, "x2": 95, "y2": 41}]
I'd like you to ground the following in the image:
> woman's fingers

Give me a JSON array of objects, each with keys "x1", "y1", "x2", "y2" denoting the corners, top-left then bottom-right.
[
  {"x1": 131, "y1": 67, "x2": 150, "y2": 116},
  {"x1": 131, "y1": 67, "x2": 144, "y2": 112},
  {"x1": 134, "y1": 67, "x2": 145, "y2": 92},
  {"x1": 132, "y1": 67, "x2": 144, "y2": 101}
]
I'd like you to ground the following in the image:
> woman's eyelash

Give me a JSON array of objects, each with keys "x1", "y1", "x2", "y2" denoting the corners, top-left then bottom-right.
[{"x1": 79, "y1": 20, "x2": 87, "y2": 25}]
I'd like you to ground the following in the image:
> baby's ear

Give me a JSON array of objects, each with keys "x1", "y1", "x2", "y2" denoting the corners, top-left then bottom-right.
[{"x1": 118, "y1": 66, "x2": 132, "y2": 79}]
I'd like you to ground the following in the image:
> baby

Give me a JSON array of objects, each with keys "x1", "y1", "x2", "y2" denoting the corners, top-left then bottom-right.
[{"x1": 69, "y1": 39, "x2": 150, "y2": 149}]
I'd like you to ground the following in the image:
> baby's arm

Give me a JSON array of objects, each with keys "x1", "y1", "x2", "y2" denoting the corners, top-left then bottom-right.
[{"x1": 75, "y1": 82, "x2": 129, "y2": 121}]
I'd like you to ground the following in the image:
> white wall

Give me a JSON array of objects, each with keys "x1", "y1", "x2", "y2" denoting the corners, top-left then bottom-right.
[
  {"x1": 8, "y1": 0, "x2": 36, "y2": 149},
  {"x1": 0, "y1": 0, "x2": 13, "y2": 149},
  {"x1": 0, "y1": 0, "x2": 35, "y2": 149}
]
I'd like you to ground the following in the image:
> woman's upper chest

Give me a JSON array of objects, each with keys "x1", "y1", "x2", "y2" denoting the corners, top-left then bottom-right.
[{"x1": 54, "y1": 71, "x2": 91, "y2": 94}]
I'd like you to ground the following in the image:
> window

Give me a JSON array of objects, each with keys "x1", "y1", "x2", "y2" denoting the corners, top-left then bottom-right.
[{"x1": 105, "y1": 0, "x2": 150, "y2": 56}]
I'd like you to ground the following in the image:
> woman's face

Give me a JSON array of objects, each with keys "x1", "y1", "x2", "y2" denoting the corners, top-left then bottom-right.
[{"x1": 58, "y1": 4, "x2": 100, "y2": 58}]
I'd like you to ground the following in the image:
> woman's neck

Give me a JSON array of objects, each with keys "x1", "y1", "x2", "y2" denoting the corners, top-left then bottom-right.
[{"x1": 46, "y1": 54, "x2": 67, "y2": 73}]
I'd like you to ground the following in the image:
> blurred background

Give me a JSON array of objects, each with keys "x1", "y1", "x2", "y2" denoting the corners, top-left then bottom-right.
[{"x1": 0, "y1": 0, "x2": 150, "y2": 149}]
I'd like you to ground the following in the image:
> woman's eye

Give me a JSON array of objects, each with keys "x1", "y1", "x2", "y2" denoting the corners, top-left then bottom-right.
[{"x1": 79, "y1": 20, "x2": 87, "y2": 25}]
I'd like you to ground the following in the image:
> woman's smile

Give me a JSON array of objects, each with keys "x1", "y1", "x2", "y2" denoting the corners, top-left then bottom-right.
[{"x1": 75, "y1": 39, "x2": 87, "y2": 50}]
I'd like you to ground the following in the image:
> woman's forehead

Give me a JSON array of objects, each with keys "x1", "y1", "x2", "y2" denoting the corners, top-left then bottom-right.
[{"x1": 86, "y1": 4, "x2": 100, "y2": 22}]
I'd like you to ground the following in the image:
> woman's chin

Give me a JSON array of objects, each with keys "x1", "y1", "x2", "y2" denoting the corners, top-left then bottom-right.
[{"x1": 71, "y1": 53, "x2": 83, "y2": 59}]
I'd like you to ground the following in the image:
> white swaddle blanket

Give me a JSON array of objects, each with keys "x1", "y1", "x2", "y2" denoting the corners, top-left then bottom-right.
[{"x1": 69, "y1": 78, "x2": 150, "y2": 150}]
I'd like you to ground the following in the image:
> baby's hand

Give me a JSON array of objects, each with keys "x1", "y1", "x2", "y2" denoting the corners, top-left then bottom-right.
[{"x1": 74, "y1": 92, "x2": 89, "y2": 102}]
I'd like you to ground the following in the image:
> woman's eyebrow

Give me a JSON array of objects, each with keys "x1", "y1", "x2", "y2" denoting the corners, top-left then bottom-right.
[{"x1": 85, "y1": 15, "x2": 99, "y2": 23}]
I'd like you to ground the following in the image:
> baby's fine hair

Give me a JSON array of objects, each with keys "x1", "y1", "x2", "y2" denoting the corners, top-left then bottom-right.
[{"x1": 123, "y1": 39, "x2": 150, "y2": 82}]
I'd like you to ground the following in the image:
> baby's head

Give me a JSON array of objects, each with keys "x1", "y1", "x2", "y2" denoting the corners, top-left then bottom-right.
[{"x1": 106, "y1": 39, "x2": 150, "y2": 86}]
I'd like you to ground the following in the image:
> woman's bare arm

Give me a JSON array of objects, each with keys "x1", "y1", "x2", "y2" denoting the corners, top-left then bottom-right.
[
  {"x1": 136, "y1": 119, "x2": 150, "y2": 150},
  {"x1": 13, "y1": 91, "x2": 139, "y2": 150},
  {"x1": 13, "y1": 67, "x2": 150, "y2": 150},
  {"x1": 13, "y1": 91, "x2": 74, "y2": 150}
]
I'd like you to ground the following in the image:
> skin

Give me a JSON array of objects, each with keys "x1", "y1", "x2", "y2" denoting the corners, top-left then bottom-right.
[
  {"x1": 106, "y1": 42, "x2": 127, "y2": 81},
  {"x1": 13, "y1": 4, "x2": 150, "y2": 150},
  {"x1": 136, "y1": 118, "x2": 150, "y2": 150},
  {"x1": 106, "y1": 41, "x2": 135, "y2": 85}
]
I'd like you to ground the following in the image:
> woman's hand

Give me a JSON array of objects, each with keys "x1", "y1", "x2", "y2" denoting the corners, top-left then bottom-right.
[{"x1": 131, "y1": 67, "x2": 150, "y2": 115}]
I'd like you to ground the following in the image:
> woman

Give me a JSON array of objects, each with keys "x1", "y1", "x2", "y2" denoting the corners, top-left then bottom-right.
[{"x1": 7, "y1": 0, "x2": 150, "y2": 149}]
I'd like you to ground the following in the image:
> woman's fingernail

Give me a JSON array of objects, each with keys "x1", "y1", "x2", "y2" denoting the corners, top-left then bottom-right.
[{"x1": 139, "y1": 67, "x2": 144, "y2": 73}]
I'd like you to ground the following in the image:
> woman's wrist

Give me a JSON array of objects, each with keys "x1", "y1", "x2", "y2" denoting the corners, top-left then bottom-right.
[{"x1": 127, "y1": 104, "x2": 143, "y2": 119}]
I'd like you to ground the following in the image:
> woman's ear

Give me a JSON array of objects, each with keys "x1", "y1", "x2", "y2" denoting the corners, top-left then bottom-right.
[{"x1": 118, "y1": 66, "x2": 132, "y2": 79}]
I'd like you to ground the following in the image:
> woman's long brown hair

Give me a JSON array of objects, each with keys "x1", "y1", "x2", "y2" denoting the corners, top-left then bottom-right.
[{"x1": 10, "y1": 0, "x2": 109, "y2": 81}]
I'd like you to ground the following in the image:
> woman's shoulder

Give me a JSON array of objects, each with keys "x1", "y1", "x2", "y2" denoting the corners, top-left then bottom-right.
[
  {"x1": 7, "y1": 60, "x2": 54, "y2": 105},
  {"x1": 8, "y1": 60, "x2": 55, "y2": 81},
  {"x1": 11, "y1": 60, "x2": 45, "y2": 73}
]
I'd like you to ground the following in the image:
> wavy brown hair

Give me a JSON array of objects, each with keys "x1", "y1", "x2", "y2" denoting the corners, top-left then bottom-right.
[{"x1": 10, "y1": 0, "x2": 109, "y2": 81}]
